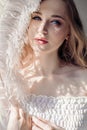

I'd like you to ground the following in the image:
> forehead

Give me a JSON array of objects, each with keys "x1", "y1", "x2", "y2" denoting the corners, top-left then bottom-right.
[{"x1": 39, "y1": 0, "x2": 67, "y2": 16}]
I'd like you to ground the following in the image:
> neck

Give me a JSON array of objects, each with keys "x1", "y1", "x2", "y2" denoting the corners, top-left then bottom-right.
[{"x1": 33, "y1": 51, "x2": 61, "y2": 76}]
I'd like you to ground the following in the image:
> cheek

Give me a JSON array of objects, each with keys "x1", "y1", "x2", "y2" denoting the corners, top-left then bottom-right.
[
  {"x1": 49, "y1": 27, "x2": 60, "y2": 38},
  {"x1": 50, "y1": 28, "x2": 65, "y2": 42},
  {"x1": 51, "y1": 26, "x2": 69, "y2": 41},
  {"x1": 29, "y1": 22, "x2": 37, "y2": 33},
  {"x1": 28, "y1": 23, "x2": 37, "y2": 39},
  {"x1": 49, "y1": 27, "x2": 69, "y2": 48}
]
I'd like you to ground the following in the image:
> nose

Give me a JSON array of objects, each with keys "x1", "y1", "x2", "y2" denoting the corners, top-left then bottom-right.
[{"x1": 38, "y1": 21, "x2": 48, "y2": 35}]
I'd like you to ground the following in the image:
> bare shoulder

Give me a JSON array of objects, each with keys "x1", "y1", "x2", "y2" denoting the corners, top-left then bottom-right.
[
  {"x1": 63, "y1": 65, "x2": 87, "y2": 96},
  {"x1": 56, "y1": 64, "x2": 87, "y2": 79},
  {"x1": 63, "y1": 64, "x2": 87, "y2": 75},
  {"x1": 74, "y1": 66, "x2": 87, "y2": 78}
]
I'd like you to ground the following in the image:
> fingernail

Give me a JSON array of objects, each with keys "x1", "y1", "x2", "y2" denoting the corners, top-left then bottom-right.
[
  {"x1": 19, "y1": 108, "x2": 24, "y2": 117},
  {"x1": 32, "y1": 116, "x2": 37, "y2": 121}
]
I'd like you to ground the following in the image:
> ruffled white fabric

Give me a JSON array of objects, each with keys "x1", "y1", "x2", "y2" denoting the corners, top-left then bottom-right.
[{"x1": 20, "y1": 94, "x2": 87, "y2": 130}]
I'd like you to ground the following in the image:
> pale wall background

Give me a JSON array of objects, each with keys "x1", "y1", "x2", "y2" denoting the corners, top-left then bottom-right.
[
  {"x1": 74, "y1": 0, "x2": 87, "y2": 35},
  {"x1": 0, "y1": 0, "x2": 87, "y2": 35}
]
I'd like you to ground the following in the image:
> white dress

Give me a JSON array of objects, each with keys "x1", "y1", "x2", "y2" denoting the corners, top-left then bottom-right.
[
  {"x1": 19, "y1": 94, "x2": 87, "y2": 130},
  {"x1": 1, "y1": 89, "x2": 87, "y2": 130}
]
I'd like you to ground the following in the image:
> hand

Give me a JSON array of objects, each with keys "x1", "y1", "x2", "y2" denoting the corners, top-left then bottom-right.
[
  {"x1": 7, "y1": 105, "x2": 32, "y2": 130},
  {"x1": 32, "y1": 116, "x2": 65, "y2": 130}
]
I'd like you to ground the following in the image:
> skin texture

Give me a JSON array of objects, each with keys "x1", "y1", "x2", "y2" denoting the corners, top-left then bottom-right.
[
  {"x1": 28, "y1": 0, "x2": 69, "y2": 54},
  {"x1": 27, "y1": 0, "x2": 70, "y2": 76},
  {"x1": 7, "y1": 0, "x2": 87, "y2": 130},
  {"x1": 8, "y1": 0, "x2": 68, "y2": 130}
]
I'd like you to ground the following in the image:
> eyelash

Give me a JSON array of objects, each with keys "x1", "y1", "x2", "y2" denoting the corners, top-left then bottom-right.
[
  {"x1": 32, "y1": 16, "x2": 41, "y2": 21},
  {"x1": 32, "y1": 16, "x2": 62, "y2": 26},
  {"x1": 51, "y1": 20, "x2": 61, "y2": 26}
]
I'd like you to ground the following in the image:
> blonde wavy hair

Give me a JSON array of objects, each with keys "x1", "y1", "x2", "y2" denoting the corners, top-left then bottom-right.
[{"x1": 20, "y1": 0, "x2": 87, "y2": 68}]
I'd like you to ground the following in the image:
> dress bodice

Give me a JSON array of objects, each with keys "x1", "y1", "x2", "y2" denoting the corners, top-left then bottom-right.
[{"x1": 20, "y1": 95, "x2": 87, "y2": 130}]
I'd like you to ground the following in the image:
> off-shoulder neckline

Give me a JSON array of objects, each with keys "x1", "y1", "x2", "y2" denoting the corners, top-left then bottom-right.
[{"x1": 26, "y1": 93, "x2": 87, "y2": 99}]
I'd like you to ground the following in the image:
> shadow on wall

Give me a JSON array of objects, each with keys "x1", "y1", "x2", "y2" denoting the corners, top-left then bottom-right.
[{"x1": 74, "y1": 0, "x2": 87, "y2": 36}]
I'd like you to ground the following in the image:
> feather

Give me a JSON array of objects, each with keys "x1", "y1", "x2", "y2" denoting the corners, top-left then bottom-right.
[{"x1": 0, "y1": 0, "x2": 41, "y2": 129}]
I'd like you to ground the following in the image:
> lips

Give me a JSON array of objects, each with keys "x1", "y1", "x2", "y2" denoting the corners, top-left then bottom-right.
[{"x1": 35, "y1": 38, "x2": 48, "y2": 44}]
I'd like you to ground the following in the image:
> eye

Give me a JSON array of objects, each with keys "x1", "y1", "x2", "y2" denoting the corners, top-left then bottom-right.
[
  {"x1": 51, "y1": 20, "x2": 61, "y2": 26},
  {"x1": 32, "y1": 16, "x2": 41, "y2": 21}
]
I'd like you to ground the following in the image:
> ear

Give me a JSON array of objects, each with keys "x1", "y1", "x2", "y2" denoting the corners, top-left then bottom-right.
[{"x1": 65, "y1": 34, "x2": 70, "y2": 40}]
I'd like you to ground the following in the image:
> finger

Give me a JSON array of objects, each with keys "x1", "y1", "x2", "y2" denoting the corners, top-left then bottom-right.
[
  {"x1": 32, "y1": 116, "x2": 65, "y2": 130},
  {"x1": 37, "y1": 117, "x2": 64, "y2": 130},
  {"x1": 19, "y1": 108, "x2": 26, "y2": 128},
  {"x1": 7, "y1": 106, "x2": 20, "y2": 130},
  {"x1": 37, "y1": 117, "x2": 48, "y2": 123},
  {"x1": 10, "y1": 105, "x2": 19, "y2": 120},
  {"x1": 32, "y1": 116, "x2": 51, "y2": 130},
  {"x1": 27, "y1": 115, "x2": 32, "y2": 130},
  {"x1": 38, "y1": 119, "x2": 65, "y2": 130},
  {"x1": 32, "y1": 125, "x2": 42, "y2": 130}
]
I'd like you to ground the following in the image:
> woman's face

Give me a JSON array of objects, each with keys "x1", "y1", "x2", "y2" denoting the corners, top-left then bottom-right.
[{"x1": 28, "y1": 0, "x2": 70, "y2": 54}]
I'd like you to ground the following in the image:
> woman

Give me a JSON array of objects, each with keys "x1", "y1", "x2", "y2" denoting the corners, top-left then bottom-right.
[{"x1": 0, "y1": 0, "x2": 87, "y2": 130}]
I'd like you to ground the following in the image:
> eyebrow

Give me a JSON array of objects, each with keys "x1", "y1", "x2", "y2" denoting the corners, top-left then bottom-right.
[
  {"x1": 33, "y1": 11, "x2": 65, "y2": 21},
  {"x1": 33, "y1": 11, "x2": 41, "y2": 14},
  {"x1": 51, "y1": 15, "x2": 65, "y2": 20}
]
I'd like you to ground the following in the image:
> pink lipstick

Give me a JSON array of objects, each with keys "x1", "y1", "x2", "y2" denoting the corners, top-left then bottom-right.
[{"x1": 35, "y1": 38, "x2": 48, "y2": 44}]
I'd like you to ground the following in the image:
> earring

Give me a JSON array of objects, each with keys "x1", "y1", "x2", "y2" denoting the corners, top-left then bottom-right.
[{"x1": 65, "y1": 34, "x2": 70, "y2": 41}]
